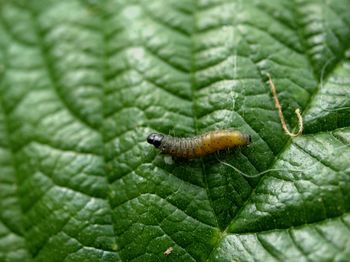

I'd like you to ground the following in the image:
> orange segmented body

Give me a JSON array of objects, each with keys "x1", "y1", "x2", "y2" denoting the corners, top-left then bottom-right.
[{"x1": 147, "y1": 130, "x2": 251, "y2": 159}]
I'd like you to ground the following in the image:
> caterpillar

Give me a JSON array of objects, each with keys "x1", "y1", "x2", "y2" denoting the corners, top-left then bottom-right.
[{"x1": 147, "y1": 130, "x2": 251, "y2": 159}]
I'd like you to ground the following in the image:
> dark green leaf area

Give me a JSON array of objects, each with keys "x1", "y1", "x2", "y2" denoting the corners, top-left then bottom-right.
[{"x1": 0, "y1": 0, "x2": 349, "y2": 261}]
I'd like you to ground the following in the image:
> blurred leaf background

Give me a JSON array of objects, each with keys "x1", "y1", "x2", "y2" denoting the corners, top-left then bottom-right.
[{"x1": 0, "y1": 0, "x2": 350, "y2": 261}]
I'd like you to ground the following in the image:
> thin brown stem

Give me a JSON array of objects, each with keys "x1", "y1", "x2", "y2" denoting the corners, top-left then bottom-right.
[{"x1": 266, "y1": 73, "x2": 303, "y2": 137}]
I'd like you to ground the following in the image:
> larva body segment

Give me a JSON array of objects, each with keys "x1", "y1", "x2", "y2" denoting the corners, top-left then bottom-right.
[{"x1": 147, "y1": 130, "x2": 251, "y2": 159}]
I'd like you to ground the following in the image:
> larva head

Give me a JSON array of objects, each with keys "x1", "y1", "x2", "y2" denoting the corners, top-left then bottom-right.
[{"x1": 147, "y1": 133, "x2": 164, "y2": 148}]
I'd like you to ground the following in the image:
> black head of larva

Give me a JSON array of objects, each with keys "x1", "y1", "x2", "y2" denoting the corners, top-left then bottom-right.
[{"x1": 147, "y1": 133, "x2": 164, "y2": 148}]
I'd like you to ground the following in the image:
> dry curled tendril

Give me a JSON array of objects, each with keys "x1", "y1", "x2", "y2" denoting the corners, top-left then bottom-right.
[{"x1": 266, "y1": 73, "x2": 304, "y2": 137}]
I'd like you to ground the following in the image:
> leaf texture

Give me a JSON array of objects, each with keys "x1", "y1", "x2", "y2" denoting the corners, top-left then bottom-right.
[{"x1": 0, "y1": 0, "x2": 349, "y2": 261}]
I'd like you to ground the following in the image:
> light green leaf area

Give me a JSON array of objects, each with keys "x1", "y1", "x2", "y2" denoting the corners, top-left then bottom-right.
[{"x1": 0, "y1": 0, "x2": 350, "y2": 261}]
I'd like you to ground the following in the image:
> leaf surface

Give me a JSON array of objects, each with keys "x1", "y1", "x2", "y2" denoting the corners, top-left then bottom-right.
[{"x1": 0, "y1": 0, "x2": 349, "y2": 261}]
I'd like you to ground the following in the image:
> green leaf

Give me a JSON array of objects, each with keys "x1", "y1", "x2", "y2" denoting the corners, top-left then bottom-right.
[{"x1": 0, "y1": 0, "x2": 349, "y2": 261}]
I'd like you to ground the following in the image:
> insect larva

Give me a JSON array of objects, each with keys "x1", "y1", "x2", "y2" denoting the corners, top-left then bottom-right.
[{"x1": 147, "y1": 130, "x2": 251, "y2": 159}]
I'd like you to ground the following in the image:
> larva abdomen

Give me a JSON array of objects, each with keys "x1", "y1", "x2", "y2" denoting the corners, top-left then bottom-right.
[{"x1": 147, "y1": 130, "x2": 251, "y2": 159}]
